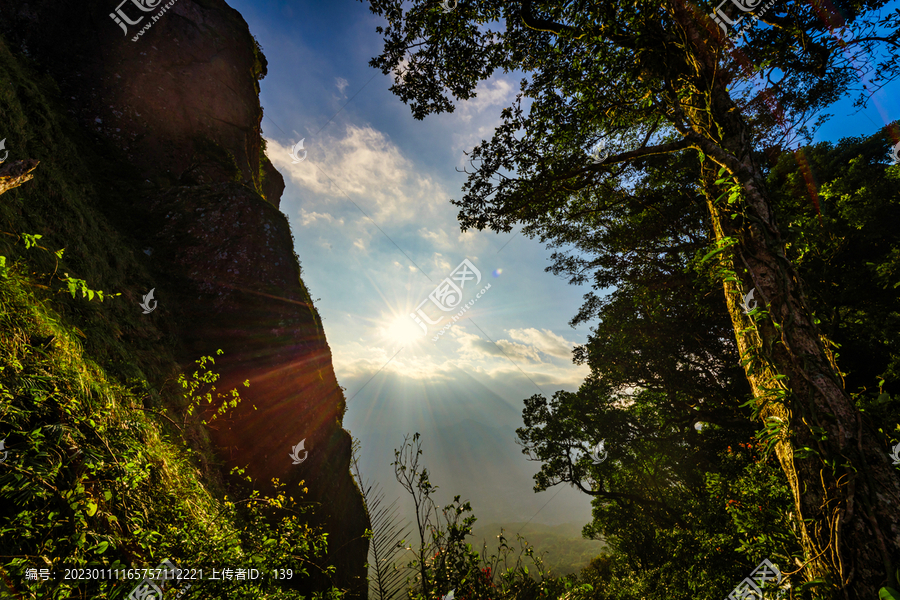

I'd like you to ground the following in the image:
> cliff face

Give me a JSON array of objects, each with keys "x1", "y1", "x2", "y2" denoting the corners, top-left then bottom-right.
[{"x1": 0, "y1": 0, "x2": 367, "y2": 595}]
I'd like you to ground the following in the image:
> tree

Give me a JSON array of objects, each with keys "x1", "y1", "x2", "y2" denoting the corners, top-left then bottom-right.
[
  {"x1": 518, "y1": 128, "x2": 900, "y2": 598},
  {"x1": 360, "y1": 1, "x2": 900, "y2": 596},
  {"x1": 516, "y1": 128, "x2": 900, "y2": 598},
  {"x1": 511, "y1": 143, "x2": 801, "y2": 597}
]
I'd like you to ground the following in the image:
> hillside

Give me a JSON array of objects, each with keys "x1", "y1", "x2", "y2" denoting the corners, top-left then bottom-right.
[
  {"x1": 0, "y1": 0, "x2": 368, "y2": 597},
  {"x1": 470, "y1": 522, "x2": 607, "y2": 577}
]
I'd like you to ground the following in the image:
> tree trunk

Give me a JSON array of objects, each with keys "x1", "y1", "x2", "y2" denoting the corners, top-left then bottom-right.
[
  {"x1": 666, "y1": 5, "x2": 900, "y2": 598},
  {"x1": 698, "y1": 115, "x2": 900, "y2": 600}
]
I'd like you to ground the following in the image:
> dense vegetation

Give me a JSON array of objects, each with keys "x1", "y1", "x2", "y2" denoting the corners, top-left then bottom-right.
[
  {"x1": 0, "y1": 36, "x2": 342, "y2": 599},
  {"x1": 360, "y1": 0, "x2": 900, "y2": 597}
]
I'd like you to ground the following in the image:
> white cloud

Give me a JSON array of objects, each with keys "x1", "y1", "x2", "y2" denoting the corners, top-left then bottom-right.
[
  {"x1": 456, "y1": 78, "x2": 514, "y2": 123},
  {"x1": 506, "y1": 328, "x2": 577, "y2": 360},
  {"x1": 455, "y1": 329, "x2": 544, "y2": 363},
  {"x1": 330, "y1": 322, "x2": 590, "y2": 401},
  {"x1": 267, "y1": 125, "x2": 443, "y2": 223},
  {"x1": 418, "y1": 227, "x2": 481, "y2": 253},
  {"x1": 298, "y1": 208, "x2": 344, "y2": 227}
]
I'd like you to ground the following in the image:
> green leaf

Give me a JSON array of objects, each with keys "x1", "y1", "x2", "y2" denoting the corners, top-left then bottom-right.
[
  {"x1": 86, "y1": 501, "x2": 98, "y2": 516},
  {"x1": 94, "y1": 541, "x2": 110, "y2": 554},
  {"x1": 879, "y1": 587, "x2": 900, "y2": 600},
  {"x1": 23, "y1": 233, "x2": 43, "y2": 249}
]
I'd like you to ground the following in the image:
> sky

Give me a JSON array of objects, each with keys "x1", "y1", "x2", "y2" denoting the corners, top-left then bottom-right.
[{"x1": 226, "y1": 0, "x2": 899, "y2": 530}]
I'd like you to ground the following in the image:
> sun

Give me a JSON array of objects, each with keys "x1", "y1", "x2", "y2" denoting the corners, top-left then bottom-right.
[{"x1": 384, "y1": 314, "x2": 425, "y2": 346}]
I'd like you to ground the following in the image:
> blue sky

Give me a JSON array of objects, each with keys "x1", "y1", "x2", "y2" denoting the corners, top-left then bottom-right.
[{"x1": 227, "y1": 0, "x2": 899, "y2": 528}]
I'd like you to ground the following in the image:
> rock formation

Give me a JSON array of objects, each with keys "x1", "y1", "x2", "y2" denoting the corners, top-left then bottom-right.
[{"x1": 0, "y1": 0, "x2": 369, "y2": 595}]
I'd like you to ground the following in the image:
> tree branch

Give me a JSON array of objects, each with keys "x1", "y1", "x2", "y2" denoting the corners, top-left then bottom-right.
[
  {"x1": 0, "y1": 160, "x2": 40, "y2": 197},
  {"x1": 594, "y1": 138, "x2": 693, "y2": 168},
  {"x1": 520, "y1": 0, "x2": 586, "y2": 39}
]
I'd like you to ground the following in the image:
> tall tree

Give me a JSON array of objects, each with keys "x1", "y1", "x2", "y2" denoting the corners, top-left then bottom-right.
[
  {"x1": 516, "y1": 130, "x2": 900, "y2": 596},
  {"x1": 360, "y1": 0, "x2": 900, "y2": 596},
  {"x1": 514, "y1": 145, "x2": 796, "y2": 597}
]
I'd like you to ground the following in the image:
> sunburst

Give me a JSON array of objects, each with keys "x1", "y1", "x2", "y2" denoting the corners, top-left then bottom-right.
[{"x1": 384, "y1": 314, "x2": 425, "y2": 346}]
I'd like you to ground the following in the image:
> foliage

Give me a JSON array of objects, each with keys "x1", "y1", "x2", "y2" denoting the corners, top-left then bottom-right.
[
  {"x1": 390, "y1": 434, "x2": 577, "y2": 600},
  {"x1": 352, "y1": 438, "x2": 410, "y2": 600},
  {"x1": 0, "y1": 265, "x2": 342, "y2": 599},
  {"x1": 0, "y1": 230, "x2": 119, "y2": 303},
  {"x1": 179, "y1": 349, "x2": 250, "y2": 427},
  {"x1": 880, "y1": 585, "x2": 900, "y2": 600},
  {"x1": 469, "y1": 522, "x2": 605, "y2": 577},
  {"x1": 766, "y1": 134, "x2": 900, "y2": 392}
]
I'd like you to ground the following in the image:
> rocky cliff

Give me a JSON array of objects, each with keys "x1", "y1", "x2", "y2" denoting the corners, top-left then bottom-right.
[{"x1": 0, "y1": 0, "x2": 368, "y2": 595}]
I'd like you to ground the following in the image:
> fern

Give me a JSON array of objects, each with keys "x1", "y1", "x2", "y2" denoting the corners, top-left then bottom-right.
[{"x1": 352, "y1": 440, "x2": 410, "y2": 600}]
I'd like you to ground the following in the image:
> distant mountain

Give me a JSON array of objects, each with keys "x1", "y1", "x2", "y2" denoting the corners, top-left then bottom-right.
[
  {"x1": 343, "y1": 368, "x2": 594, "y2": 527},
  {"x1": 471, "y1": 521, "x2": 607, "y2": 577}
]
